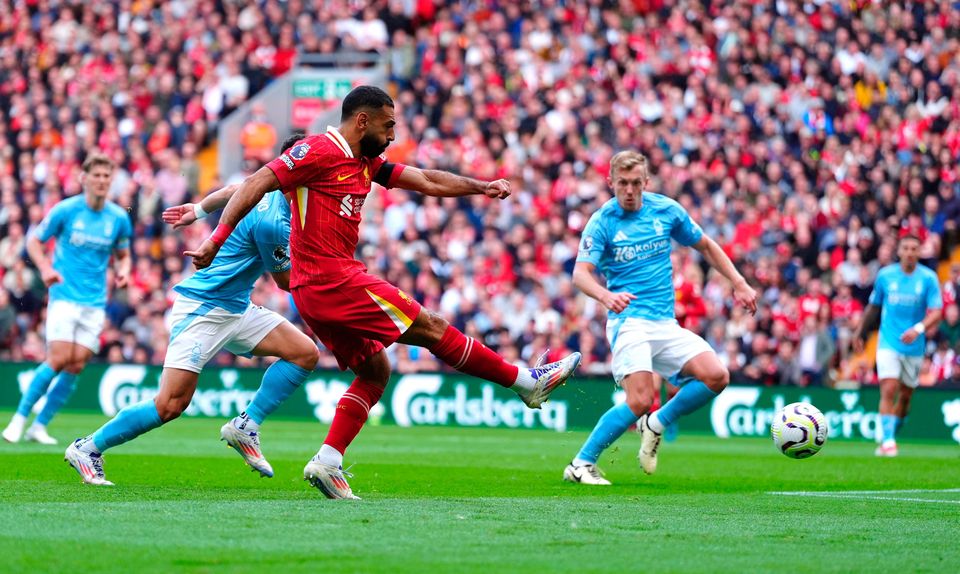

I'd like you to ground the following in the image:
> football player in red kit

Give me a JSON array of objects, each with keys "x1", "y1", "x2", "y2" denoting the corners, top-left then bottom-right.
[{"x1": 188, "y1": 86, "x2": 581, "y2": 499}]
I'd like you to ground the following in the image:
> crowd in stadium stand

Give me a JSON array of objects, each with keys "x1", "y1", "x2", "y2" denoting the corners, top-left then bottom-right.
[{"x1": 1, "y1": 1, "x2": 959, "y2": 388}]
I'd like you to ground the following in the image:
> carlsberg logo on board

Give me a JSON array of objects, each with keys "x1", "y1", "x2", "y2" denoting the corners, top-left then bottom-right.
[
  {"x1": 391, "y1": 374, "x2": 567, "y2": 432},
  {"x1": 710, "y1": 387, "x2": 882, "y2": 440},
  {"x1": 98, "y1": 365, "x2": 256, "y2": 417}
]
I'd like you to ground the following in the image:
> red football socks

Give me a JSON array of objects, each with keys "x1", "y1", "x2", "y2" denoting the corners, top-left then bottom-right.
[
  {"x1": 428, "y1": 325, "x2": 519, "y2": 387},
  {"x1": 323, "y1": 378, "x2": 385, "y2": 454}
]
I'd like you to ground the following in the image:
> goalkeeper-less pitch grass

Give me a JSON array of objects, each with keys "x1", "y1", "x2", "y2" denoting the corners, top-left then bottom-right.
[{"x1": 1, "y1": 410, "x2": 958, "y2": 573}]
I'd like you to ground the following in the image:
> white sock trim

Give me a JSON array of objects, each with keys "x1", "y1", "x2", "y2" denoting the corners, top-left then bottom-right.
[
  {"x1": 316, "y1": 444, "x2": 344, "y2": 467},
  {"x1": 647, "y1": 413, "x2": 665, "y2": 434},
  {"x1": 513, "y1": 368, "x2": 536, "y2": 392}
]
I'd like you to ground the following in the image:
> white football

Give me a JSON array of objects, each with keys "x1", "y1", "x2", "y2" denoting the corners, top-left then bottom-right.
[{"x1": 771, "y1": 402, "x2": 828, "y2": 459}]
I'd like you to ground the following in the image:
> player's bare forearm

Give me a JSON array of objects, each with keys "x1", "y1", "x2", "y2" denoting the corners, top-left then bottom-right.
[
  {"x1": 921, "y1": 308, "x2": 943, "y2": 331},
  {"x1": 114, "y1": 248, "x2": 131, "y2": 275},
  {"x1": 854, "y1": 304, "x2": 881, "y2": 339},
  {"x1": 695, "y1": 235, "x2": 757, "y2": 314},
  {"x1": 423, "y1": 170, "x2": 485, "y2": 197},
  {"x1": 220, "y1": 167, "x2": 279, "y2": 228},
  {"x1": 25, "y1": 235, "x2": 51, "y2": 272},
  {"x1": 573, "y1": 261, "x2": 635, "y2": 313},
  {"x1": 396, "y1": 167, "x2": 509, "y2": 198},
  {"x1": 200, "y1": 183, "x2": 241, "y2": 213},
  {"x1": 696, "y1": 236, "x2": 747, "y2": 288},
  {"x1": 572, "y1": 263, "x2": 609, "y2": 302},
  {"x1": 113, "y1": 247, "x2": 131, "y2": 288}
]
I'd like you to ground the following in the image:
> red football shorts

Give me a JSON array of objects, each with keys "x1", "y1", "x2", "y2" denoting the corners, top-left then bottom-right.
[{"x1": 292, "y1": 271, "x2": 423, "y2": 371}]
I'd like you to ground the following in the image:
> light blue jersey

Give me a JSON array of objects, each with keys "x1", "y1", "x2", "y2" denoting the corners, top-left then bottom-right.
[
  {"x1": 577, "y1": 193, "x2": 703, "y2": 321},
  {"x1": 175, "y1": 191, "x2": 291, "y2": 314},
  {"x1": 34, "y1": 195, "x2": 132, "y2": 308},
  {"x1": 869, "y1": 263, "x2": 942, "y2": 356}
]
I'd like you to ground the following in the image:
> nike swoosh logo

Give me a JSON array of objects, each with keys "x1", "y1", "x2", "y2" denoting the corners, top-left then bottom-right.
[{"x1": 337, "y1": 173, "x2": 351, "y2": 182}]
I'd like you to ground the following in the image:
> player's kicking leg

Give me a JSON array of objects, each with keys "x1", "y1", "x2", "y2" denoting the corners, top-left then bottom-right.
[
  {"x1": 220, "y1": 320, "x2": 319, "y2": 478},
  {"x1": 638, "y1": 352, "x2": 728, "y2": 474},
  {"x1": 399, "y1": 310, "x2": 581, "y2": 407}
]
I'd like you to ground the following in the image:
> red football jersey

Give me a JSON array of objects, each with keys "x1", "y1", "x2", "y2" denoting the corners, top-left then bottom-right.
[{"x1": 266, "y1": 126, "x2": 405, "y2": 287}]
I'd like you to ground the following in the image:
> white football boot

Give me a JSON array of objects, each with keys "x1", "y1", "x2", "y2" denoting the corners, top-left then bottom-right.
[
  {"x1": 220, "y1": 421, "x2": 274, "y2": 478},
  {"x1": 304, "y1": 458, "x2": 360, "y2": 500},
  {"x1": 64, "y1": 440, "x2": 114, "y2": 486},
  {"x1": 518, "y1": 352, "x2": 582, "y2": 409},
  {"x1": 563, "y1": 462, "x2": 612, "y2": 485},
  {"x1": 874, "y1": 442, "x2": 898, "y2": 457},
  {"x1": 2, "y1": 415, "x2": 26, "y2": 443},
  {"x1": 24, "y1": 424, "x2": 58, "y2": 445},
  {"x1": 637, "y1": 414, "x2": 662, "y2": 475}
]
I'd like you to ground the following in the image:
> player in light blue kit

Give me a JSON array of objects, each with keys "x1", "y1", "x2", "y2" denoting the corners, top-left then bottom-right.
[
  {"x1": 3, "y1": 154, "x2": 132, "y2": 445},
  {"x1": 64, "y1": 136, "x2": 321, "y2": 486},
  {"x1": 563, "y1": 151, "x2": 757, "y2": 485},
  {"x1": 852, "y1": 234, "x2": 942, "y2": 457}
]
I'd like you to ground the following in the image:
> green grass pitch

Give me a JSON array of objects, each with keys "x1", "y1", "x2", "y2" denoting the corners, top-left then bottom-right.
[{"x1": 1, "y1": 410, "x2": 958, "y2": 573}]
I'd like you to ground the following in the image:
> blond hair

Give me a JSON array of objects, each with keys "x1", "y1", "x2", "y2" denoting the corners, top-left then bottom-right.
[
  {"x1": 82, "y1": 152, "x2": 115, "y2": 173},
  {"x1": 609, "y1": 150, "x2": 648, "y2": 180}
]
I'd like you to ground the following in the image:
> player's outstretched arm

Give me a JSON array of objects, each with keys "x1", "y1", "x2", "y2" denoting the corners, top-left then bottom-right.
[
  {"x1": 25, "y1": 234, "x2": 61, "y2": 287},
  {"x1": 394, "y1": 166, "x2": 511, "y2": 199},
  {"x1": 851, "y1": 304, "x2": 880, "y2": 354},
  {"x1": 572, "y1": 260, "x2": 636, "y2": 313},
  {"x1": 186, "y1": 167, "x2": 279, "y2": 269},
  {"x1": 113, "y1": 247, "x2": 131, "y2": 288},
  {"x1": 161, "y1": 183, "x2": 241, "y2": 229},
  {"x1": 692, "y1": 235, "x2": 757, "y2": 314}
]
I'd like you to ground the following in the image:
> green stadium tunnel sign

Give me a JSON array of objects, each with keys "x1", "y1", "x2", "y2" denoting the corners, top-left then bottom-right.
[
  {"x1": 3, "y1": 362, "x2": 960, "y2": 443},
  {"x1": 291, "y1": 79, "x2": 354, "y2": 100}
]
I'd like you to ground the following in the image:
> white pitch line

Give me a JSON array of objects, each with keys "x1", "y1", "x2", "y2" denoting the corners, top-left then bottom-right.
[
  {"x1": 767, "y1": 488, "x2": 960, "y2": 496},
  {"x1": 769, "y1": 489, "x2": 960, "y2": 505}
]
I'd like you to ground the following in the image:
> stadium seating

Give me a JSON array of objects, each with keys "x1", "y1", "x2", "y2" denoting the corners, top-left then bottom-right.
[{"x1": 1, "y1": 1, "x2": 958, "y2": 387}]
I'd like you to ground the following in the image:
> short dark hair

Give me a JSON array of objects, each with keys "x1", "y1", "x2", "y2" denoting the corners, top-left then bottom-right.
[
  {"x1": 280, "y1": 130, "x2": 307, "y2": 152},
  {"x1": 341, "y1": 86, "x2": 393, "y2": 122}
]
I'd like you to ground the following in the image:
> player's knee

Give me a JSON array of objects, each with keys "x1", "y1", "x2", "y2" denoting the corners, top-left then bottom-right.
[
  {"x1": 356, "y1": 352, "x2": 391, "y2": 386},
  {"x1": 65, "y1": 361, "x2": 86, "y2": 375},
  {"x1": 704, "y1": 367, "x2": 729, "y2": 393},
  {"x1": 625, "y1": 391, "x2": 654, "y2": 417},
  {"x1": 47, "y1": 354, "x2": 68, "y2": 372},
  {"x1": 418, "y1": 311, "x2": 449, "y2": 345},
  {"x1": 155, "y1": 397, "x2": 189, "y2": 422},
  {"x1": 290, "y1": 342, "x2": 320, "y2": 371}
]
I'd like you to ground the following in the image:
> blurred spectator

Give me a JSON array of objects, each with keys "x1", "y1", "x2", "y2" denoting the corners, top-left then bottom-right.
[
  {"x1": 938, "y1": 304, "x2": 960, "y2": 351},
  {"x1": 240, "y1": 102, "x2": 278, "y2": 163}
]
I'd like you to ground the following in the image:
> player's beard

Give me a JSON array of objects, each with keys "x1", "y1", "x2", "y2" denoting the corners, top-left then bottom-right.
[{"x1": 359, "y1": 133, "x2": 388, "y2": 158}]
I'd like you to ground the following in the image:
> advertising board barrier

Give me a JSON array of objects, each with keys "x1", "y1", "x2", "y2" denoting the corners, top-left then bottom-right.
[{"x1": 3, "y1": 362, "x2": 959, "y2": 443}]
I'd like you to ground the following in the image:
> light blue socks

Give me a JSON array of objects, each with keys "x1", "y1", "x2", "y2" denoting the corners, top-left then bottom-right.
[
  {"x1": 573, "y1": 403, "x2": 639, "y2": 465},
  {"x1": 35, "y1": 372, "x2": 78, "y2": 426},
  {"x1": 91, "y1": 401, "x2": 163, "y2": 452},
  {"x1": 880, "y1": 414, "x2": 897, "y2": 444},
  {"x1": 244, "y1": 361, "x2": 311, "y2": 425},
  {"x1": 649, "y1": 380, "x2": 718, "y2": 432},
  {"x1": 15, "y1": 363, "x2": 58, "y2": 416}
]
